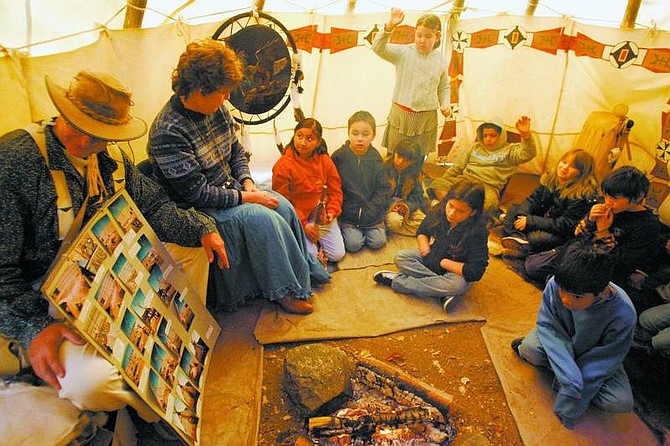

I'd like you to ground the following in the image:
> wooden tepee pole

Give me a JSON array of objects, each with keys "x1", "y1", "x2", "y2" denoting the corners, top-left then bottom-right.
[
  {"x1": 525, "y1": 0, "x2": 539, "y2": 16},
  {"x1": 123, "y1": 0, "x2": 147, "y2": 29},
  {"x1": 621, "y1": 0, "x2": 642, "y2": 28}
]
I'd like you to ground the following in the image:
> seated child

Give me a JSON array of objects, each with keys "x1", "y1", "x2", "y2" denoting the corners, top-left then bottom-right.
[
  {"x1": 374, "y1": 179, "x2": 489, "y2": 310},
  {"x1": 332, "y1": 111, "x2": 391, "y2": 252},
  {"x1": 512, "y1": 241, "x2": 636, "y2": 429},
  {"x1": 384, "y1": 139, "x2": 429, "y2": 236},
  {"x1": 500, "y1": 149, "x2": 598, "y2": 258},
  {"x1": 637, "y1": 302, "x2": 670, "y2": 358},
  {"x1": 272, "y1": 118, "x2": 346, "y2": 265},
  {"x1": 525, "y1": 166, "x2": 661, "y2": 291},
  {"x1": 427, "y1": 116, "x2": 536, "y2": 217}
]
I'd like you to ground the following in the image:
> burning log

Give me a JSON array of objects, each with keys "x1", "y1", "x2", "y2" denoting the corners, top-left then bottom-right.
[
  {"x1": 356, "y1": 355, "x2": 454, "y2": 418},
  {"x1": 308, "y1": 407, "x2": 436, "y2": 437}
]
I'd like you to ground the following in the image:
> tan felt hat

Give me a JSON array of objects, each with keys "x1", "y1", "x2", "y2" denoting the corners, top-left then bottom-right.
[{"x1": 45, "y1": 69, "x2": 147, "y2": 141}]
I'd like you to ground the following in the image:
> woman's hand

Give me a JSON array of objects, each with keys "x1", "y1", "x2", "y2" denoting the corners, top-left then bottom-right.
[
  {"x1": 304, "y1": 223, "x2": 320, "y2": 243},
  {"x1": 242, "y1": 179, "x2": 258, "y2": 192},
  {"x1": 201, "y1": 232, "x2": 229, "y2": 269},
  {"x1": 29, "y1": 323, "x2": 85, "y2": 389},
  {"x1": 513, "y1": 216, "x2": 527, "y2": 231},
  {"x1": 386, "y1": 7, "x2": 404, "y2": 31},
  {"x1": 242, "y1": 191, "x2": 279, "y2": 209},
  {"x1": 515, "y1": 116, "x2": 532, "y2": 139}
]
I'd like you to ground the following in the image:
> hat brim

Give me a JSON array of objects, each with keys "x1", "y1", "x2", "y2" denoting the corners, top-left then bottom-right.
[{"x1": 45, "y1": 75, "x2": 147, "y2": 141}]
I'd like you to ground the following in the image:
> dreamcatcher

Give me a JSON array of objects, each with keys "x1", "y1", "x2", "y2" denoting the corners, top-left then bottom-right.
[{"x1": 212, "y1": 11, "x2": 304, "y2": 129}]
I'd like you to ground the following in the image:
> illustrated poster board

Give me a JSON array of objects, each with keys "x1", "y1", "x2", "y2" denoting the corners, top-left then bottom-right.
[{"x1": 41, "y1": 189, "x2": 220, "y2": 445}]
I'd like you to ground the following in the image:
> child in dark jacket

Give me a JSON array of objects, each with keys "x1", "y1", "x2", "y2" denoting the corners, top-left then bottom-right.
[
  {"x1": 525, "y1": 166, "x2": 661, "y2": 290},
  {"x1": 374, "y1": 179, "x2": 489, "y2": 310},
  {"x1": 384, "y1": 139, "x2": 428, "y2": 236},
  {"x1": 332, "y1": 111, "x2": 391, "y2": 252},
  {"x1": 500, "y1": 148, "x2": 599, "y2": 257}
]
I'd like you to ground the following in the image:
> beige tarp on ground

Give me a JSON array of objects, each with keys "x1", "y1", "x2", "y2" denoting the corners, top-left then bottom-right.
[{"x1": 202, "y1": 235, "x2": 657, "y2": 445}]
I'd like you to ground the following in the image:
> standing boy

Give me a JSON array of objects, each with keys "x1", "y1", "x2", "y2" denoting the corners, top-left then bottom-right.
[{"x1": 512, "y1": 241, "x2": 635, "y2": 428}]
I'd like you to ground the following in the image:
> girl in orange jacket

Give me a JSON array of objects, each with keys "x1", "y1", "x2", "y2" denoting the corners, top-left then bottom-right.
[{"x1": 273, "y1": 119, "x2": 346, "y2": 265}]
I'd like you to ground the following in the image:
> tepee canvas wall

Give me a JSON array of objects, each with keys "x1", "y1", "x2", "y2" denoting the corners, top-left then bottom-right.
[{"x1": 1, "y1": 11, "x2": 669, "y2": 221}]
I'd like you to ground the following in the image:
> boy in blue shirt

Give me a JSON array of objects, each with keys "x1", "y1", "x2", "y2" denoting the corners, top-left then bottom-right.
[{"x1": 512, "y1": 241, "x2": 636, "y2": 429}]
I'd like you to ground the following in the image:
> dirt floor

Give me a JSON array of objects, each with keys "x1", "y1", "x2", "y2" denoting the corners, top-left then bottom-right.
[{"x1": 257, "y1": 322, "x2": 523, "y2": 445}]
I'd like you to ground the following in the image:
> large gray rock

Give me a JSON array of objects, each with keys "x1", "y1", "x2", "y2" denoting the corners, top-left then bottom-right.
[{"x1": 283, "y1": 344, "x2": 354, "y2": 417}]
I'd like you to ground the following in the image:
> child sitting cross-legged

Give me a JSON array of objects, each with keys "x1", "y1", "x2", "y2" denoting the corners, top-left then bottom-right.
[
  {"x1": 384, "y1": 139, "x2": 429, "y2": 237},
  {"x1": 499, "y1": 148, "x2": 599, "y2": 258},
  {"x1": 374, "y1": 179, "x2": 489, "y2": 310},
  {"x1": 512, "y1": 241, "x2": 636, "y2": 429}
]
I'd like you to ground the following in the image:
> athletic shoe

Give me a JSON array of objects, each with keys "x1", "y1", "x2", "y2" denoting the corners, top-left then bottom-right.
[
  {"x1": 373, "y1": 270, "x2": 397, "y2": 286},
  {"x1": 441, "y1": 295, "x2": 455, "y2": 311},
  {"x1": 501, "y1": 236, "x2": 530, "y2": 258},
  {"x1": 511, "y1": 337, "x2": 524, "y2": 357}
]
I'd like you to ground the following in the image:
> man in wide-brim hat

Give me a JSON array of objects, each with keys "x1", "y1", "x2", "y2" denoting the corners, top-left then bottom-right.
[{"x1": 0, "y1": 69, "x2": 228, "y2": 439}]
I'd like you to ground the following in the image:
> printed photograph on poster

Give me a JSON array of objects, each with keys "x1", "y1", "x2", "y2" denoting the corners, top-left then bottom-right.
[
  {"x1": 147, "y1": 262, "x2": 179, "y2": 306},
  {"x1": 137, "y1": 234, "x2": 163, "y2": 273},
  {"x1": 149, "y1": 369, "x2": 172, "y2": 412},
  {"x1": 176, "y1": 369, "x2": 200, "y2": 410},
  {"x1": 152, "y1": 342, "x2": 178, "y2": 388},
  {"x1": 122, "y1": 343, "x2": 145, "y2": 386},
  {"x1": 71, "y1": 235, "x2": 107, "y2": 277},
  {"x1": 173, "y1": 395, "x2": 199, "y2": 441},
  {"x1": 109, "y1": 194, "x2": 144, "y2": 234},
  {"x1": 95, "y1": 272, "x2": 125, "y2": 320},
  {"x1": 180, "y1": 348, "x2": 204, "y2": 387},
  {"x1": 174, "y1": 294, "x2": 195, "y2": 332},
  {"x1": 84, "y1": 308, "x2": 119, "y2": 354},
  {"x1": 91, "y1": 215, "x2": 123, "y2": 254},
  {"x1": 188, "y1": 331, "x2": 209, "y2": 365},
  {"x1": 121, "y1": 310, "x2": 151, "y2": 354},
  {"x1": 158, "y1": 318, "x2": 183, "y2": 356},
  {"x1": 131, "y1": 289, "x2": 161, "y2": 334},
  {"x1": 113, "y1": 254, "x2": 140, "y2": 292},
  {"x1": 51, "y1": 259, "x2": 92, "y2": 319}
]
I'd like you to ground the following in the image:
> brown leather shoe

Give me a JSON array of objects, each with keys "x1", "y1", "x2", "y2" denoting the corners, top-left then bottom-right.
[{"x1": 276, "y1": 295, "x2": 314, "y2": 314}]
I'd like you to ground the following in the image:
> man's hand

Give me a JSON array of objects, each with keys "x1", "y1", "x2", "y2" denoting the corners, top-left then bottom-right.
[
  {"x1": 515, "y1": 116, "x2": 532, "y2": 139},
  {"x1": 201, "y1": 232, "x2": 229, "y2": 269},
  {"x1": 28, "y1": 323, "x2": 85, "y2": 389}
]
